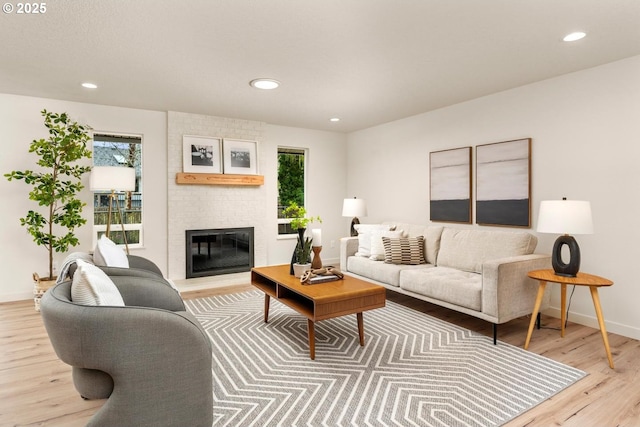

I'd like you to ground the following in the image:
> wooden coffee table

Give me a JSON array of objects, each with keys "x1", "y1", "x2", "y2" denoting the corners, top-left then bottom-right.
[{"x1": 251, "y1": 264, "x2": 386, "y2": 359}]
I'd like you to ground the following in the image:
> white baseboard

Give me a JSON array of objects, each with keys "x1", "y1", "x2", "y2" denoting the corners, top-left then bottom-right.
[
  {"x1": 0, "y1": 291, "x2": 33, "y2": 303},
  {"x1": 543, "y1": 306, "x2": 640, "y2": 341}
]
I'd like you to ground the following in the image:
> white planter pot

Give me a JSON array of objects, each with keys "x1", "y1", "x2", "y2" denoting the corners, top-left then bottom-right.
[{"x1": 293, "y1": 263, "x2": 311, "y2": 278}]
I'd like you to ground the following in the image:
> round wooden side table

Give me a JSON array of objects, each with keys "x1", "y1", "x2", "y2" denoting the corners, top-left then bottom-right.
[{"x1": 524, "y1": 269, "x2": 614, "y2": 369}]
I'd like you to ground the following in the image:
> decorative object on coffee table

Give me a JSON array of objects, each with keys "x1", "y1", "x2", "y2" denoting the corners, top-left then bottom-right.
[
  {"x1": 311, "y1": 246, "x2": 323, "y2": 269},
  {"x1": 311, "y1": 228, "x2": 322, "y2": 269},
  {"x1": 282, "y1": 202, "x2": 321, "y2": 275},
  {"x1": 342, "y1": 197, "x2": 367, "y2": 236},
  {"x1": 536, "y1": 198, "x2": 593, "y2": 277}
]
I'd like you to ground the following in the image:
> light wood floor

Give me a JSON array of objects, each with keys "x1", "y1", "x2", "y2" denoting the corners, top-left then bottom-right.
[{"x1": 1, "y1": 284, "x2": 639, "y2": 427}]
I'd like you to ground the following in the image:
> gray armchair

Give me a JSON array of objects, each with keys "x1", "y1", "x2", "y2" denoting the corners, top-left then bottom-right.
[{"x1": 40, "y1": 275, "x2": 213, "y2": 427}]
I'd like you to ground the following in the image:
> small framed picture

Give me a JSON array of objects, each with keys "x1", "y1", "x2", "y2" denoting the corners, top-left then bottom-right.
[
  {"x1": 183, "y1": 135, "x2": 222, "y2": 173},
  {"x1": 223, "y1": 139, "x2": 258, "y2": 175}
]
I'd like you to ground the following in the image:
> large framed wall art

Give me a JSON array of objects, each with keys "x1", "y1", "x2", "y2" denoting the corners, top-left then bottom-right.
[
  {"x1": 429, "y1": 147, "x2": 472, "y2": 223},
  {"x1": 183, "y1": 135, "x2": 222, "y2": 173},
  {"x1": 223, "y1": 139, "x2": 258, "y2": 175},
  {"x1": 476, "y1": 138, "x2": 531, "y2": 227}
]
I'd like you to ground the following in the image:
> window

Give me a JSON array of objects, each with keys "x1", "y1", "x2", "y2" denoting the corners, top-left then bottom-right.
[
  {"x1": 92, "y1": 134, "x2": 143, "y2": 247},
  {"x1": 277, "y1": 147, "x2": 306, "y2": 235}
]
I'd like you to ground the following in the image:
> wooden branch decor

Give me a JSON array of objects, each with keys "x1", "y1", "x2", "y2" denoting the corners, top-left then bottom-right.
[{"x1": 175, "y1": 172, "x2": 264, "y2": 186}]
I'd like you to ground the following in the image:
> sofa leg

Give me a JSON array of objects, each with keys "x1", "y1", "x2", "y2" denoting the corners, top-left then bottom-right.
[
  {"x1": 493, "y1": 323, "x2": 497, "y2": 345},
  {"x1": 536, "y1": 312, "x2": 541, "y2": 329}
]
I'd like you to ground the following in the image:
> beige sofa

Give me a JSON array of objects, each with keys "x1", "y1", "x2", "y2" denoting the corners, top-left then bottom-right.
[{"x1": 340, "y1": 222, "x2": 551, "y2": 343}]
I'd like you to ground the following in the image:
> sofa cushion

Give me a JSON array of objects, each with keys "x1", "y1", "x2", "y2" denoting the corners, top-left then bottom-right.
[
  {"x1": 383, "y1": 222, "x2": 443, "y2": 264},
  {"x1": 94, "y1": 235, "x2": 129, "y2": 268},
  {"x1": 369, "y1": 229, "x2": 404, "y2": 261},
  {"x1": 353, "y1": 224, "x2": 397, "y2": 257},
  {"x1": 400, "y1": 267, "x2": 482, "y2": 311},
  {"x1": 347, "y1": 256, "x2": 431, "y2": 287},
  {"x1": 382, "y1": 236, "x2": 426, "y2": 265},
  {"x1": 436, "y1": 228, "x2": 537, "y2": 273},
  {"x1": 71, "y1": 259, "x2": 125, "y2": 306}
]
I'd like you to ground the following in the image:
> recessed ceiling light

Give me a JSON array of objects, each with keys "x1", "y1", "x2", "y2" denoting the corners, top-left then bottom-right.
[
  {"x1": 330, "y1": 117, "x2": 340, "y2": 122},
  {"x1": 249, "y1": 78, "x2": 280, "y2": 90},
  {"x1": 81, "y1": 82, "x2": 98, "y2": 89},
  {"x1": 563, "y1": 32, "x2": 586, "y2": 42}
]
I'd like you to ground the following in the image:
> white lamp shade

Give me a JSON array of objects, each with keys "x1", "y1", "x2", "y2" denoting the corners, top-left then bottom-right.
[
  {"x1": 342, "y1": 198, "x2": 367, "y2": 217},
  {"x1": 537, "y1": 200, "x2": 594, "y2": 235},
  {"x1": 90, "y1": 166, "x2": 136, "y2": 192}
]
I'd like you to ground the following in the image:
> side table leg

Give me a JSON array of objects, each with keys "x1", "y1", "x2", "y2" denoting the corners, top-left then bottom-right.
[
  {"x1": 524, "y1": 281, "x2": 547, "y2": 349},
  {"x1": 560, "y1": 283, "x2": 567, "y2": 337},
  {"x1": 264, "y1": 294, "x2": 270, "y2": 323},
  {"x1": 589, "y1": 286, "x2": 615, "y2": 369},
  {"x1": 357, "y1": 312, "x2": 364, "y2": 346},
  {"x1": 308, "y1": 319, "x2": 316, "y2": 360}
]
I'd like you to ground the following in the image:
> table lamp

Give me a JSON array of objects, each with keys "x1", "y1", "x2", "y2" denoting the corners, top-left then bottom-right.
[
  {"x1": 90, "y1": 166, "x2": 136, "y2": 254},
  {"x1": 342, "y1": 197, "x2": 367, "y2": 237},
  {"x1": 537, "y1": 198, "x2": 593, "y2": 277}
]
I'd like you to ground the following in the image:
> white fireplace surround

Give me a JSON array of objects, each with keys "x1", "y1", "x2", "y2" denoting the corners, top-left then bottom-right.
[{"x1": 167, "y1": 111, "x2": 268, "y2": 282}]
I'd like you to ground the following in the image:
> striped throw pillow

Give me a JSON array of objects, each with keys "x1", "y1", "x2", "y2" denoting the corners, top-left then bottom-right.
[{"x1": 382, "y1": 236, "x2": 426, "y2": 265}]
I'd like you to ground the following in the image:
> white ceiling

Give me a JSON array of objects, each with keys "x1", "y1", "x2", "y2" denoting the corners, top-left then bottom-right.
[{"x1": 1, "y1": 0, "x2": 639, "y2": 132}]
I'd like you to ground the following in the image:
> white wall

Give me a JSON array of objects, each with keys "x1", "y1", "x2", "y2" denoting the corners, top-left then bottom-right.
[
  {"x1": 263, "y1": 124, "x2": 348, "y2": 267},
  {"x1": 0, "y1": 94, "x2": 167, "y2": 302},
  {"x1": 0, "y1": 94, "x2": 347, "y2": 302},
  {"x1": 347, "y1": 55, "x2": 640, "y2": 339}
]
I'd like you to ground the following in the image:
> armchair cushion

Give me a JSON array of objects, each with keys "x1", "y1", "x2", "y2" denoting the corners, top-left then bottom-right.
[
  {"x1": 94, "y1": 235, "x2": 129, "y2": 268},
  {"x1": 71, "y1": 259, "x2": 125, "y2": 306}
]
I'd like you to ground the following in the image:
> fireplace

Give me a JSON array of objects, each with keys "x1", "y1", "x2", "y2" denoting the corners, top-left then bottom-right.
[{"x1": 185, "y1": 227, "x2": 254, "y2": 278}]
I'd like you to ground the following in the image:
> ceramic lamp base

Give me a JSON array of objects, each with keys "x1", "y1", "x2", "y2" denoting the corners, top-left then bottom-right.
[{"x1": 552, "y1": 234, "x2": 581, "y2": 277}]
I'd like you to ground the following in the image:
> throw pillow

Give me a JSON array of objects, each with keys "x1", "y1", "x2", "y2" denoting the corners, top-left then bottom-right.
[
  {"x1": 369, "y1": 229, "x2": 404, "y2": 261},
  {"x1": 71, "y1": 259, "x2": 125, "y2": 306},
  {"x1": 93, "y1": 235, "x2": 129, "y2": 268},
  {"x1": 354, "y1": 224, "x2": 394, "y2": 257},
  {"x1": 382, "y1": 236, "x2": 426, "y2": 265}
]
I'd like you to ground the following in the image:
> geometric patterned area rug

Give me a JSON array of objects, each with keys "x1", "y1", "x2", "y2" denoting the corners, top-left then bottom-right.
[{"x1": 185, "y1": 291, "x2": 586, "y2": 427}]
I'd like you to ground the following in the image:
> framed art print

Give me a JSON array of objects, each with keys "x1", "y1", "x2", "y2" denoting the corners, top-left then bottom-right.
[
  {"x1": 223, "y1": 139, "x2": 258, "y2": 175},
  {"x1": 429, "y1": 147, "x2": 472, "y2": 223},
  {"x1": 476, "y1": 138, "x2": 531, "y2": 227},
  {"x1": 182, "y1": 135, "x2": 222, "y2": 173}
]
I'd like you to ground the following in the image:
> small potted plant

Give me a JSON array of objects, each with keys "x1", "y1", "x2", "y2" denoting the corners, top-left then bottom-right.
[
  {"x1": 5, "y1": 110, "x2": 92, "y2": 308},
  {"x1": 282, "y1": 202, "x2": 321, "y2": 276}
]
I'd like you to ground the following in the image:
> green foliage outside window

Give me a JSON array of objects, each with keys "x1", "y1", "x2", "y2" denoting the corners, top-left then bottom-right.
[{"x1": 277, "y1": 149, "x2": 306, "y2": 234}]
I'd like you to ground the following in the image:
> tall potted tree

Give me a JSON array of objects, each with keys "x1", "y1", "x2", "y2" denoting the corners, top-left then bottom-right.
[{"x1": 5, "y1": 110, "x2": 93, "y2": 305}]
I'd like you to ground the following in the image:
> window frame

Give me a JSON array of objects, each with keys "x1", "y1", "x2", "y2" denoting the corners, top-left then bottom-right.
[
  {"x1": 277, "y1": 146, "x2": 308, "y2": 237},
  {"x1": 92, "y1": 133, "x2": 144, "y2": 249}
]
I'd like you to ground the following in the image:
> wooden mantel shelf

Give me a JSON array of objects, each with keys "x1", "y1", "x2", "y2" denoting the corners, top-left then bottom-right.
[{"x1": 176, "y1": 172, "x2": 264, "y2": 186}]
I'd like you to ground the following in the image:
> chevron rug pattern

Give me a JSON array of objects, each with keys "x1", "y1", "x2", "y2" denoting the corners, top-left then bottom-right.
[{"x1": 186, "y1": 291, "x2": 586, "y2": 427}]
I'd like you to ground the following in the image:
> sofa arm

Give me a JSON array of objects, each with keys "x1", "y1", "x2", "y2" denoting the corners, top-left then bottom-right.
[
  {"x1": 481, "y1": 254, "x2": 552, "y2": 323},
  {"x1": 127, "y1": 254, "x2": 164, "y2": 276},
  {"x1": 340, "y1": 237, "x2": 359, "y2": 270},
  {"x1": 110, "y1": 275, "x2": 185, "y2": 312}
]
